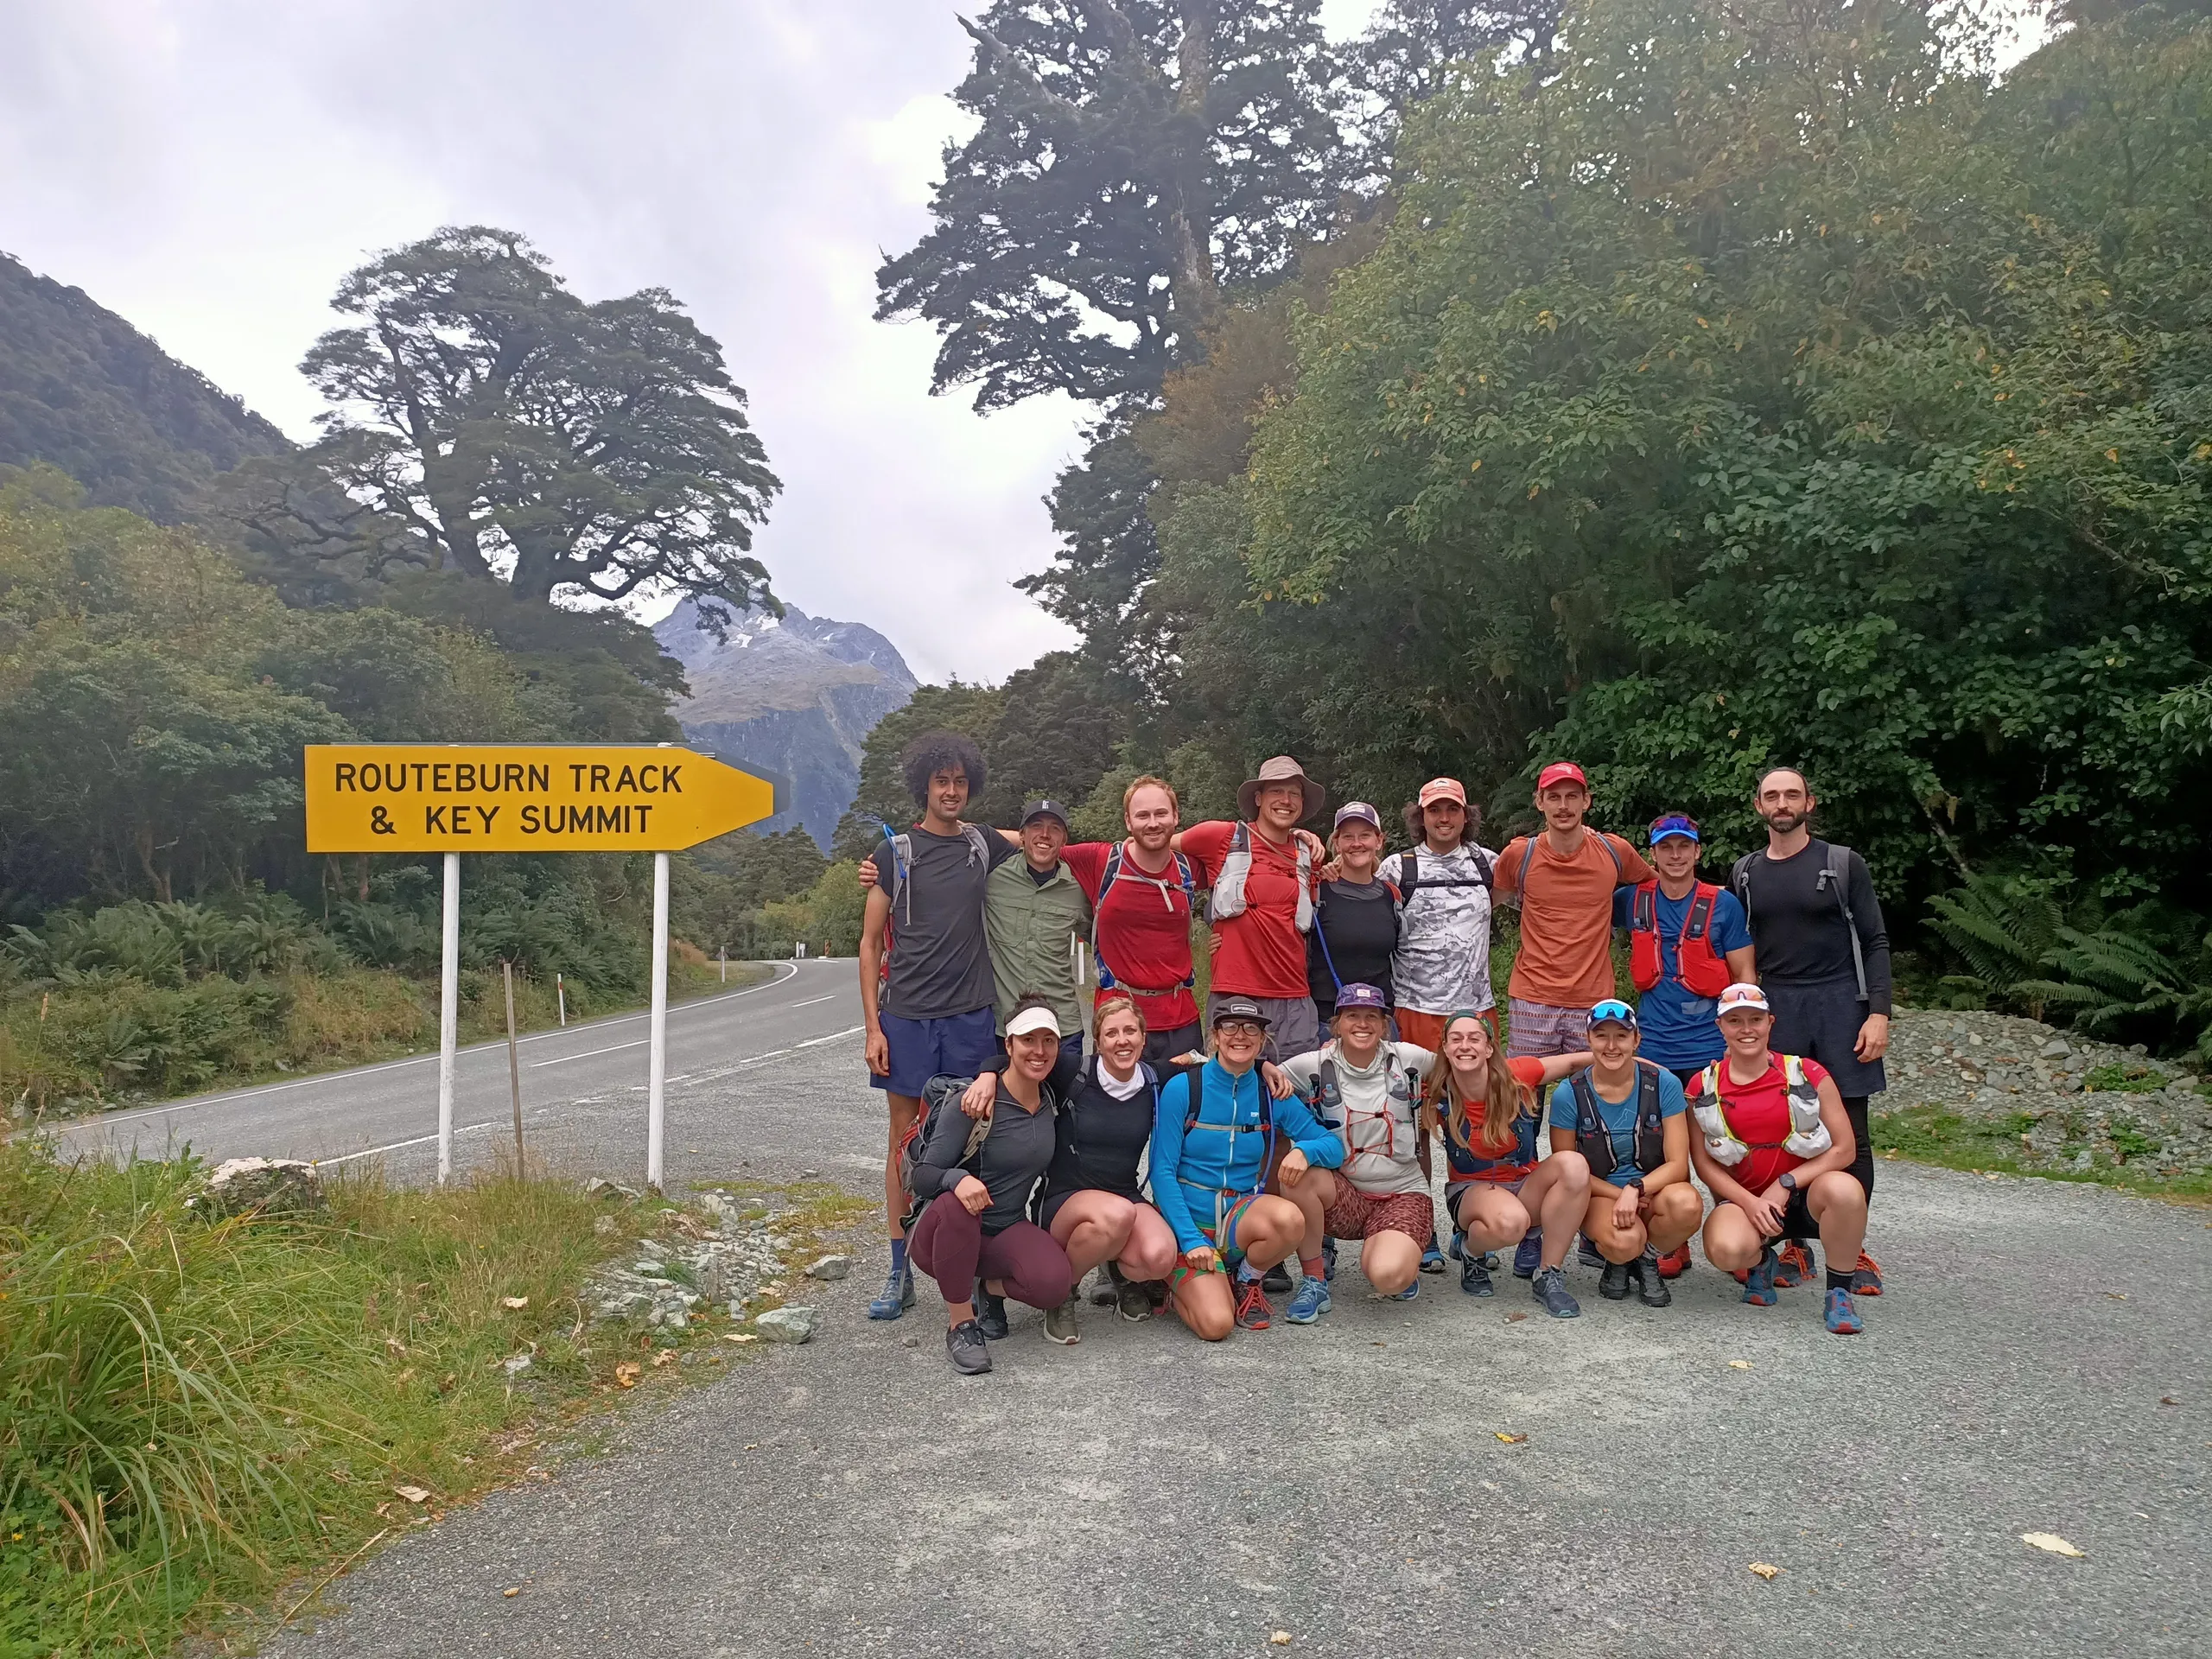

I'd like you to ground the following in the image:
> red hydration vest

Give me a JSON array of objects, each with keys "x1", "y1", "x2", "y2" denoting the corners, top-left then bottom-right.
[{"x1": 1629, "y1": 880, "x2": 1732, "y2": 997}]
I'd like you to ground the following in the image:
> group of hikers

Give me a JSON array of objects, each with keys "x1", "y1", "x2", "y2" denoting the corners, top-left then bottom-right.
[{"x1": 856, "y1": 738, "x2": 1891, "y2": 1376}]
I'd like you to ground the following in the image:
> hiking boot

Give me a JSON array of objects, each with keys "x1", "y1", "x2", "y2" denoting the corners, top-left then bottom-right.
[
  {"x1": 1656, "y1": 1243, "x2": 1692, "y2": 1280},
  {"x1": 867, "y1": 1262, "x2": 914, "y2": 1321},
  {"x1": 1284, "y1": 1274, "x2": 1331, "y2": 1324},
  {"x1": 1044, "y1": 1297, "x2": 1080, "y2": 1345},
  {"x1": 1850, "y1": 1249, "x2": 1885, "y2": 1297},
  {"x1": 1824, "y1": 1286, "x2": 1864, "y2": 1335},
  {"x1": 1599, "y1": 1258, "x2": 1634, "y2": 1300},
  {"x1": 1772, "y1": 1240, "x2": 1817, "y2": 1289},
  {"x1": 945, "y1": 1319, "x2": 992, "y2": 1375},
  {"x1": 1089, "y1": 1263, "x2": 1122, "y2": 1307},
  {"x1": 1117, "y1": 1281, "x2": 1153, "y2": 1322},
  {"x1": 1513, "y1": 1228, "x2": 1543, "y2": 1279},
  {"x1": 1741, "y1": 1248, "x2": 1779, "y2": 1307},
  {"x1": 973, "y1": 1280, "x2": 1009, "y2": 1340},
  {"x1": 1636, "y1": 1247, "x2": 1672, "y2": 1308},
  {"x1": 1234, "y1": 1276, "x2": 1274, "y2": 1331},
  {"x1": 1577, "y1": 1235, "x2": 1607, "y2": 1270},
  {"x1": 1460, "y1": 1253, "x2": 1495, "y2": 1297},
  {"x1": 1262, "y1": 1262, "x2": 1294, "y2": 1294},
  {"x1": 1530, "y1": 1266, "x2": 1581, "y2": 1319},
  {"x1": 1322, "y1": 1236, "x2": 1338, "y2": 1282},
  {"x1": 1421, "y1": 1231, "x2": 1446, "y2": 1274}
]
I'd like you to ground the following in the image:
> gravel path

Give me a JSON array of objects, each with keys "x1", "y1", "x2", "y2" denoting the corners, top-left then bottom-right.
[{"x1": 266, "y1": 1029, "x2": 2212, "y2": 1659}]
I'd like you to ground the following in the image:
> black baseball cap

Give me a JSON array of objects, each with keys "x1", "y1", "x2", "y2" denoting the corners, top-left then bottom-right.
[
  {"x1": 1210, "y1": 995, "x2": 1273, "y2": 1028},
  {"x1": 1021, "y1": 798, "x2": 1069, "y2": 828}
]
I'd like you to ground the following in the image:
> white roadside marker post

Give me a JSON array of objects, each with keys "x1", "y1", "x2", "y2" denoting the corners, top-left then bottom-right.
[
  {"x1": 437, "y1": 851, "x2": 460, "y2": 1185},
  {"x1": 556, "y1": 971, "x2": 566, "y2": 1027},
  {"x1": 646, "y1": 849, "x2": 671, "y2": 1192}
]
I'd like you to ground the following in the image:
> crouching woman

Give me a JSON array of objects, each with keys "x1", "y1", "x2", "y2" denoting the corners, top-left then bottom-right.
[
  {"x1": 1151, "y1": 996, "x2": 1344, "y2": 1339},
  {"x1": 907, "y1": 999, "x2": 1075, "y2": 1374}
]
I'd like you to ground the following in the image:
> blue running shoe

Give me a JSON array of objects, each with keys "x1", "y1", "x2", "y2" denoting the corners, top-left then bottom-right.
[
  {"x1": 1513, "y1": 1228, "x2": 1543, "y2": 1279},
  {"x1": 1448, "y1": 1228, "x2": 1465, "y2": 1262},
  {"x1": 1824, "y1": 1287, "x2": 1864, "y2": 1335},
  {"x1": 1460, "y1": 1253, "x2": 1494, "y2": 1296},
  {"x1": 1394, "y1": 1279, "x2": 1420, "y2": 1301},
  {"x1": 868, "y1": 1262, "x2": 914, "y2": 1320},
  {"x1": 1530, "y1": 1266, "x2": 1581, "y2": 1319},
  {"x1": 1421, "y1": 1230, "x2": 1446, "y2": 1274},
  {"x1": 1285, "y1": 1274, "x2": 1331, "y2": 1324},
  {"x1": 1742, "y1": 1247, "x2": 1779, "y2": 1307}
]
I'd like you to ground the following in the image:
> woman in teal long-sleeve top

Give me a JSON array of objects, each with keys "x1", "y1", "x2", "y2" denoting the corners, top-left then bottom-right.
[{"x1": 1151, "y1": 996, "x2": 1343, "y2": 1339}]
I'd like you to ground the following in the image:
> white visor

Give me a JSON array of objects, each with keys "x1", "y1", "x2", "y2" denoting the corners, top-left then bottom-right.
[{"x1": 1005, "y1": 1007, "x2": 1063, "y2": 1039}]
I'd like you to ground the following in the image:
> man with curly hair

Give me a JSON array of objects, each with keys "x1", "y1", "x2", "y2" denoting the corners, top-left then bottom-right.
[{"x1": 858, "y1": 730, "x2": 1017, "y2": 1320}]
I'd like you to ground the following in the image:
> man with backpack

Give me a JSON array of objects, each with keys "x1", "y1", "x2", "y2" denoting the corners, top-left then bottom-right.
[
  {"x1": 1058, "y1": 775, "x2": 1206, "y2": 1069},
  {"x1": 1492, "y1": 763, "x2": 1655, "y2": 1060},
  {"x1": 1729, "y1": 766, "x2": 1891, "y2": 1298},
  {"x1": 1388, "y1": 778, "x2": 1501, "y2": 1054},
  {"x1": 857, "y1": 731, "x2": 1020, "y2": 1322}
]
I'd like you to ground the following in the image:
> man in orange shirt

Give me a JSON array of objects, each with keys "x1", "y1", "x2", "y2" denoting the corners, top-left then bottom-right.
[{"x1": 1493, "y1": 762, "x2": 1655, "y2": 1061}]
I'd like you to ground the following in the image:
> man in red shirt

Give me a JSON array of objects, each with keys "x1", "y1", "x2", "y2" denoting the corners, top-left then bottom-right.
[
  {"x1": 1492, "y1": 761, "x2": 1654, "y2": 1059},
  {"x1": 1058, "y1": 774, "x2": 1206, "y2": 1069},
  {"x1": 1176, "y1": 755, "x2": 1328, "y2": 1063},
  {"x1": 1689, "y1": 983, "x2": 1870, "y2": 1335}
]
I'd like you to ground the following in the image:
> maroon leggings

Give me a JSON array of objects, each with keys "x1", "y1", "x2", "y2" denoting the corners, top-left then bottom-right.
[{"x1": 908, "y1": 1192, "x2": 1073, "y2": 1311}]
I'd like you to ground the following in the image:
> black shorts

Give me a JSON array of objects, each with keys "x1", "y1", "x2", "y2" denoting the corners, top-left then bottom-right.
[
  {"x1": 1777, "y1": 1189, "x2": 1818, "y2": 1242},
  {"x1": 1142, "y1": 1021, "x2": 1203, "y2": 1069},
  {"x1": 1765, "y1": 976, "x2": 1887, "y2": 1097}
]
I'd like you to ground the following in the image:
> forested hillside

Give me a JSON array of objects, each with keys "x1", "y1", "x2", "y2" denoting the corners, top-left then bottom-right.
[{"x1": 0, "y1": 251, "x2": 289, "y2": 521}]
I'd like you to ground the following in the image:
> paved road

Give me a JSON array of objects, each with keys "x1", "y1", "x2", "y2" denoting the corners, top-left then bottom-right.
[
  {"x1": 224, "y1": 1001, "x2": 2212, "y2": 1659},
  {"x1": 54, "y1": 957, "x2": 864, "y2": 1187}
]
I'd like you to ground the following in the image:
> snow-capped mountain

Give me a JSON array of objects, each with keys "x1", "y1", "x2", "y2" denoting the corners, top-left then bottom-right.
[{"x1": 654, "y1": 598, "x2": 918, "y2": 849}]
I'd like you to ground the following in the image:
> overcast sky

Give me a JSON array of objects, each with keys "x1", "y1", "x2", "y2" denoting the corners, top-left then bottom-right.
[{"x1": 0, "y1": 1, "x2": 1382, "y2": 683}]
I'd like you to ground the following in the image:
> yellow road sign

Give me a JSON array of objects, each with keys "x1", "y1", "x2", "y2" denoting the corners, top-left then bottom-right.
[{"x1": 304, "y1": 745, "x2": 778, "y2": 853}]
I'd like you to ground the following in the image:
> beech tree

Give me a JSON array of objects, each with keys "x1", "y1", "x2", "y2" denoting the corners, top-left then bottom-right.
[{"x1": 229, "y1": 227, "x2": 779, "y2": 618}]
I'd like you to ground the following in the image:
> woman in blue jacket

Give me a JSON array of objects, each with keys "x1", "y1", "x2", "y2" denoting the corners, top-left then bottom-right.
[{"x1": 1151, "y1": 996, "x2": 1344, "y2": 1338}]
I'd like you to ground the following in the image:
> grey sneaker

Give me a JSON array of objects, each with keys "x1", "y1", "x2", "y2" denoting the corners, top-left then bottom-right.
[
  {"x1": 1044, "y1": 1296, "x2": 1080, "y2": 1344},
  {"x1": 1531, "y1": 1266, "x2": 1582, "y2": 1319},
  {"x1": 1089, "y1": 1265, "x2": 1121, "y2": 1307},
  {"x1": 1599, "y1": 1259, "x2": 1634, "y2": 1300},
  {"x1": 1117, "y1": 1281, "x2": 1153, "y2": 1322},
  {"x1": 1636, "y1": 1247, "x2": 1672, "y2": 1307},
  {"x1": 946, "y1": 1319, "x2": 992, "y2": 1374}
]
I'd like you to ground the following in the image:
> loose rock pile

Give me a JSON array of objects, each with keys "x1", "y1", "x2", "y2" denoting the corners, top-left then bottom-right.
[
  {"x1": 1885, "y1": 1008, "x2": 2211, "y2": 1178},
  {"x1": 583, "y1": 1189, "x2": 817, "y2": 1339}
]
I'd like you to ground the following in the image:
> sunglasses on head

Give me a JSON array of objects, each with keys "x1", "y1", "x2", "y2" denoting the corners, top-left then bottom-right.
[{"x1": 1649, "y1": 814, "x2": 1700, "y2": 836}]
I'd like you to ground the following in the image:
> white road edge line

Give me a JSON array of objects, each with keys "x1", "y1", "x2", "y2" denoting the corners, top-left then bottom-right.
[
  {"x1": 530, "y1": 1039, "x2": 646, "y2": 1068},
  {"x1": 67, "y1": 961, "x2": 815, "y2": 1128},
  {"x1": 790, "y1": 995, "x2": 836, "y2": 1007}
]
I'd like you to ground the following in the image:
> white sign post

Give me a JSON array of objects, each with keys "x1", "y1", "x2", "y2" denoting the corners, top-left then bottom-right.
[
  {"x1": 645, "y1": 850, "x2": 671, "y2": 1191},
  {"x1": 437, "y1": 851, "x2": 460, "y2": 1184}
]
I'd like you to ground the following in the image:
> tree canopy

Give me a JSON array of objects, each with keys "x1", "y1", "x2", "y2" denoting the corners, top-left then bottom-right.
[{"x1": 226, "y1": 227, "x2": 780, "y2": 617}]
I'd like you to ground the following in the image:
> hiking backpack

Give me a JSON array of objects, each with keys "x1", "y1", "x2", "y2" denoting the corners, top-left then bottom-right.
[
  {"x1": 1729, "y1": 843, "x2": 1869, "y2": 1004},
  {"x1": 1391, "y1": 846, "x2": 1493, "y2": 903},
  {"x1": 1091, "y1": 841, "x2": 1198, "y2": 995},
  {"x1": 894, "y1": 1072, "x2": 993, "y2": 1229},
  {"x1": 1628, "y1": 880, "x2": 1732, "y2": 997},
  {"x1": 1568, "y1": 1060, "x2": 1668, "y2": 1177},
  {"x1": 1206, "y1": 822, "x2": 1314, "y2": 932}
]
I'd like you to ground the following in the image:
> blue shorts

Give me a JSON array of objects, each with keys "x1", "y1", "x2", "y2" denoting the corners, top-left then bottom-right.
[{"x1": 872, "y1": 1007, "x2": 999, "y2": 1097}]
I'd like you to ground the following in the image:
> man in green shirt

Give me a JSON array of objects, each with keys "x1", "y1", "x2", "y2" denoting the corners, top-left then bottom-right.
[{"x1": 984, "y1": 799, "x2": 1091, "y2": 1064}]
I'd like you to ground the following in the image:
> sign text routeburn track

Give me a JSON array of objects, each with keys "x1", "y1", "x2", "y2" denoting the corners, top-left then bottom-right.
[{"x1": 304, "y1": 745, "x2": 777, "y2": 853}]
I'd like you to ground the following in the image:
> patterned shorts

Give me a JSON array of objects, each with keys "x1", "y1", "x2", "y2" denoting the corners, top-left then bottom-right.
[
  {"x1": 1169, "y1": 1193, "x2": 1261, "y2": 1284},
  {"x1": 1505, "y1": 997, "x2": 1592, "y2": 1059},
  {"x1": 1322, "y1": 1185, "x2": 1436, "y2": 1244}
]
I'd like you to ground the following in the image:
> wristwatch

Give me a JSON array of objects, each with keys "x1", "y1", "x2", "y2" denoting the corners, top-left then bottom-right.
[
  {"x1": 1624, "y1": 1174, "x2": 1646, "y2": 1191},
  {"x1": 1777, "y1": 1172, "x2": 1799, "y2": 1192}
]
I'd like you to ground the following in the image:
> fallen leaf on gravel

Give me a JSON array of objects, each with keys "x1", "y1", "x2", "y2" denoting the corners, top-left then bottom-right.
[
  {"x1": 2022, "y1": 1533, "x2": 2085, "y2": 1558},
  {"x1": 1269, "y1": 1634, "x2": 1293, "y2": 1647},
  {"x1": 1729, "y1": 1359, "x2": 1754, "y2": 1370},
  {"x1": 2160, "y1": 1396, "x2": 2177, "y2": 1406},
  {"x1": 1748, "y1": 1563, "x2": 1782, "y2": 1580},
  {"x1": 652, "y1": 1350, "x2": 677, "y2": 1368},
  {"x1": 2107, "y1": 1292, "x2": 2130, "y2": 1301},
  {"x1": 1495, "y1": 1432, "x2": 1527, "y2": 1444},
  {"x1": 501, "y1": 1296, "x2": 528, "y2": 1310},
  {"x1": 1504, "y1": 1313, "x2": 1527, "y2": 1323},
  {"x1": 722, "y1": 1333, "x2": 757, "y2": 1344},
  {"x1": 613, "y1": 1362, "x2": 641, "y2": 1389},
  {"x1": 502, "y1": 1587, "x2": 519, "y2": 1599},
  {"x1": 393, "y1": 1485, "x2": 430, "y2": 1504}
]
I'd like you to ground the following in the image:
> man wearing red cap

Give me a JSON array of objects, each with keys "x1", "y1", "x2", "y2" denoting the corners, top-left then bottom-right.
[{"x1": 1493, "y1": 762, "x2": 1655, "y2": 1059}]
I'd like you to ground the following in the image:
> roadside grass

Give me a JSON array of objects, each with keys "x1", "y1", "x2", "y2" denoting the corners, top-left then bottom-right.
[
  {"x1": 1867, "y1": 1104, "x2": 2212, "y2": 1203},
  {"x1": 0, "y1": 1138, "x2": 850, "y2": 1657}
]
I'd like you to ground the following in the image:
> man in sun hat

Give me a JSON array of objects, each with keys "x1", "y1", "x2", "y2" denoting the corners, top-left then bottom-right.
[{"x1": 1177, "y1": 756, "x2": 1329, "y2": 1062}]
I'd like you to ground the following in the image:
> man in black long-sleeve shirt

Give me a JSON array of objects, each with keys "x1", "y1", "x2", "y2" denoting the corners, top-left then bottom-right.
[{"x1": 1732, "y1": 767, "x2": 1890, "y2": 1297}]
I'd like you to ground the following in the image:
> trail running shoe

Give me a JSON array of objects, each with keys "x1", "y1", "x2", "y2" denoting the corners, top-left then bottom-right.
[
  {"x1": 1262, "y1": 1262, "x2": 1294, "y2": 1294},
  {"x1": 1285, "y1": 1274, "x2": 1331, "y2": 1324},
  {"x1": 1824, "y1": 1286, "x2": 1864, "y2": 1335},
  {"x1": 974, "y1": 1280, "x2": 1010, "y2": 1340},
  {"x1": 946, "y1": 1319, "x2": 992, "y2": 1374},
  {"x1": 1530, "y1": 1266, "x2": 1581, "y2": 1319},
  {"x1": 1850, "y1": 1249, "x2": 1885, "y2": 1297},
  {"x1": 1448, "y1": 1229, "x2": 1466, "y2": 1262},
  {"x1": 1578, "y1": 1235, "x2": 1607, "y2": 1269},
  {"x1": 1772, "y1": 1240, "x2": 1817, "y2": 1288},
  {"x1": 1513, "y1": 1228, "x2": 1543, "y2": 1279},
  {"x1": 1636, "y1": 1247, "x2": 1672, "y2": 1308},
  {"x1": 1118, "y1": 1281, "x2": 1154, "y2": 1322},
  {"x1": 1599, "y1": 1259, "x2": 1634, "y2": 1300},
  {"x1": 1090, "y1": 1264, "x2": 1121, "y2": 1306},
  {"x1": 1421, "y1": 1231, "x2": 1446, "y2": 1274},
  {"x1": 1234, "y1": 1276, "x2": 1274, "y2": 1331},
  {"x1": 1482, "y1": 1251, "x2": 1501, "y2": 1270},
  {"x1": 868, "y1": 1262, "x2": 914, "y2": 1320},
  {"x1": 1322, "y1": 1236, "x2": 1338, "y2": 1282},
  {"x1": 1656, "y1": 1243, "x2": 1692, "y2": 1280},
  {"x1": 1044, "y1": 1297, "x2": 1080, "y2": 1345},
  {"x1": 1460, "y1": 1253, "x2": 1495, "y2": 1297},
  {"x1": 1741, "y1": 1248, "x2": 1779, "y2": 1307}
]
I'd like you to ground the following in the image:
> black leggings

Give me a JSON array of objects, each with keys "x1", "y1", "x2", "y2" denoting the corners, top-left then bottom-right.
[{"x1": 1843, "y1": 1096, "x2": 1873, "y2": 1200}]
